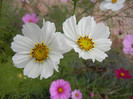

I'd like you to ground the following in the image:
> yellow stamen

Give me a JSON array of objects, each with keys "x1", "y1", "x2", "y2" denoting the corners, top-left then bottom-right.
[
  {"x1": 77, "y1": 35, "x2": 95, "y2": 51},
  {"x1": 112, "y1": 0, "x2": 117, "y2": 3},
  {"x1": 29, "y1": 20, "x2": 33, "y2": 22},
  {"x1": 75, "y1": 94, "x2": 79, "y2": 97},
  {"x1": 58, "y1": 88, "x2": 63, "y2": 93},
  {"x1": 30, "y1": 42, "x2": 49, "y2": 63},
  {"x1": 120, "y1": 73, "x2": 125, "y2": 77}
]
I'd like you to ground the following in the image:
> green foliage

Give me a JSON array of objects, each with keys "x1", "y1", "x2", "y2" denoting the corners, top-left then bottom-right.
[
  {"x1": 0, "y1": 0, "x2": 25, "y2": 63},
  {"x1": 44, "y1": 4, "x2": 72, "y2": 32},
  {"x1": 0, "y1": 50, "x2": 132, "y2": 99}
]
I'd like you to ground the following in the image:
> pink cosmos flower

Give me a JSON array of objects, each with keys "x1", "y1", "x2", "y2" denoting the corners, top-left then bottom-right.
[
  {"x1": 49, "y1": 79, "x2": 71, "y2": 99},
  {"x1": 115, "y1": 68, "x2": 132, "y2": 79},
  {"x1": 131, "y1": 96, "x2": 133, "y2": 99},
  {"x1": 22, "y1": 13, "x2": 39, "y2": 23},
  {"x1": 123, "y1": 34, "x2": 133, "y2": 55},
  {"x1": 61, "y1": 0, "x2": 68, "y2": 2},
  {"x1": 90, "y1": 93, "x2": 94, "y2": 98},
  {"x1": 71, "y1": 89, "x2": 82, "y2": 99}
]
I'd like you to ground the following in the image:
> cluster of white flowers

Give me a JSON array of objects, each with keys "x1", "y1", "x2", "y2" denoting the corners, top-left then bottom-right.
[
  {"x1": 11, "y1": 16, "x2": 112, "y2": 79},
  {"x1": 12, "y1": 0, "x2": 127, "y2": 79}
]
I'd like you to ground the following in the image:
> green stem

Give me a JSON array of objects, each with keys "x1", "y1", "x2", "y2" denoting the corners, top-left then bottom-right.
[
  {"x1": 73, "y1": 1, "x2": 77, "y2": 15},
  {"x1": 73, "y1": 0, "x2": 78, "y2": 15}
]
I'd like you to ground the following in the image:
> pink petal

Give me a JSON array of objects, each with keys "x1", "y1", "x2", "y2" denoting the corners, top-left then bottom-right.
[
  {"x1": 119, "y1": 68, "x2": 125, "y2": 72},
  {"x1": 125, "y1": 35, "x2": 133, "y2": 43},
  {"x1": 130, "y1": 48, "x2": 133, "y2": 55},
  {"x1": 123, "y1": 48, "x2": 130, "y2": 54},
  {"x1": 31, "y1": 13, "x2": 36, "y2": 17},
  {"x1": 49, "y1": 79, "x2": 71, "y2": 99},
  {"x1": 123, "y1": 39, "x2": 132, "y2": 48},
  {"x1": 115, "y1": 69, "x2": 119, "y2": 75}
]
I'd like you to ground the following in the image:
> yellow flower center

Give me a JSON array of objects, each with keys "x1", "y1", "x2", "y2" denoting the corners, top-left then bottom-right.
[
  {"x1": 30, "y1": 42, "x2": 49, "y2": 63},
  {"x1": 58, "y1": 88, "x2": 63, "y2": 93},
  {"x1": 75, "y1": 94, "x2": 79, "y2": 97},
  {"x1": 112, "y1": 0, "x2": 117, "y2": 3},
  {"x1": 29, "y1": 20, "x2": 33, "y2": 22},
  {"x1": 77, "y1": 35, "x2": 95, "y2": 51},
  {"x1": 120, "y1": 73, "x2": 125, "y2": 77}
]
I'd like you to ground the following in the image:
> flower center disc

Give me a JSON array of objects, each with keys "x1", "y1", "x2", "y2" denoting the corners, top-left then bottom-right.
[
  {"x1": 75, "y1": 94, "x2": 79, "y2": 97},
  {"x1": 58, "y1": 88, "x2": 63, "y2": 93},
  {"x1": 77, "y1": 35, "x2": 95, "y2": 51},
  {"x1": 132, "y1": 44, "x2": 133, "y2": 47},
  {"x1": 120, "y1": 73, "x2": 125, "y2": 77},
  {"x1": 30, "y1": 42, "x2": 49, "y2": 63},
  {"x1": 29, "y1": 20, "x2": 33, "y2": 22},
  {"x1": 112, "y1": 0, "x2": 117, "y2": 3}
]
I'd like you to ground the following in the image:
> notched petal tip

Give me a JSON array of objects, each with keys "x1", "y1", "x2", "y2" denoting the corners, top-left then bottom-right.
[{"x1": 43, "y1": 18, "x2": 45, "y2": 25}]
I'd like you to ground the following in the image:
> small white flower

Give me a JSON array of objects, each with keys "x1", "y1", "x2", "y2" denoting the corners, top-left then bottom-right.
[
  {"x1": 11, "y1": 19, "x2": 71, "y2": 79},
  {"x1": 100, "y1": 0, "x2": 125, "y2": 11},
  {"x1": 21, "y1": 0, "x2": 30, "y2": 3},
  {"x1": 63, "y1": 15, "x2": 112, "y2": 62}
]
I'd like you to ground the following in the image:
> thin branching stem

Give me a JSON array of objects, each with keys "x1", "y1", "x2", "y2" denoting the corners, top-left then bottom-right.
[
  {"x1": 0, "y1": 0, "x2": 2, "y2": 17},
  {"x1": 95, "y1": 5, "x2": 133, "y2": 22}
]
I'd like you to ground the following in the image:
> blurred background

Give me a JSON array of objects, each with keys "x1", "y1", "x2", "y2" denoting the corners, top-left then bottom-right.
[{"x1": 0, "y1": 0, "x2": 133, "y2": 99}]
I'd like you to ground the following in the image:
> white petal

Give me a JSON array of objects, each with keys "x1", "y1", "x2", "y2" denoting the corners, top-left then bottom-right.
[
  {"x1": 54, "y1": 32, "x2": 72, "y2": 53},
  {"x1": 79, "y1": 50, "x2": 95, "y2": 62},
  {"x1": 103, "y1": 2, "x2": 114, "y2": 9},
  {"x1": 88, "y1": 51, "x2": 95, "y2": 62},
  {"x1": 112, "y1": 4, "x2": 124, "y2": 11},
  {"x1": 47, "y1": 33, "x2": 62, "y2": 52},
  {"x1": 49, "y1": 52, "x2": 63, "y2": 71},
  {"x1": 63, "y1": 15, "x2": 78, "y2": 41},
  {"x1": 47, "y1": 32, "x2": 72, "y2": 54},
  {"x1": 27, "y1": 63, "x2": 42, "y2": 79},
  {"x1": 94, "y1": 39, "x2": 112, "y2": 52},
  {"x1": 90, "y1": 48, "x2": 108, "y2": 62},
  {"x1": 41, "y1": 20, "x2": 56, "y2": 45},
  {"x1": 100, "y1": 1, "x2": 108, "y2": 10},
  {"x1": 49, "y1": 52, "x2": 63, "y2": 63},
  {"x1": 48, "y1": 58, "x2": 59, "y2": 72},
  {"x1": 78, "y1": 16, "x2": 96, "y2": 37},
  {"x1": 23, "y1": 59, "x2": 42, "y2": 78},
  {"x1": 82, "y1": 51, "x2": 92, "y2": 59},
  {"x1": 117, "y1": 0, "x2": 125, "y2": 4},
  {"x1": 11, "y1": 35, "x2": 34, "y2": 53},
  {"x1": 73, "y1": 45, "x2": 83, "y2": 57},
  {"x1": 12, "y1": 53, "x2": 31, "y2": 68},
  {"x1": 22, "y1": 23, "x2": 41, "y2": 43},
  {"x1": 40, "y1": 60, "x2": 54, "y2": 79},
  {"x1": 90, "y1": 23, "x2": 110, "y2": 40}
]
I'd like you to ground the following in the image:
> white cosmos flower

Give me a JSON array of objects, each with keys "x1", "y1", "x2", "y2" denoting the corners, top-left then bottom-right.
[
  {"x1": 63, "y1": 15, "x2": 112, "y2": 62},
  {"x1": 100, "y1": 0, "x2": 125, "y2": 11},
  {"x1": 11, "y1": 19, "x2": 71, "y2": 79}
]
